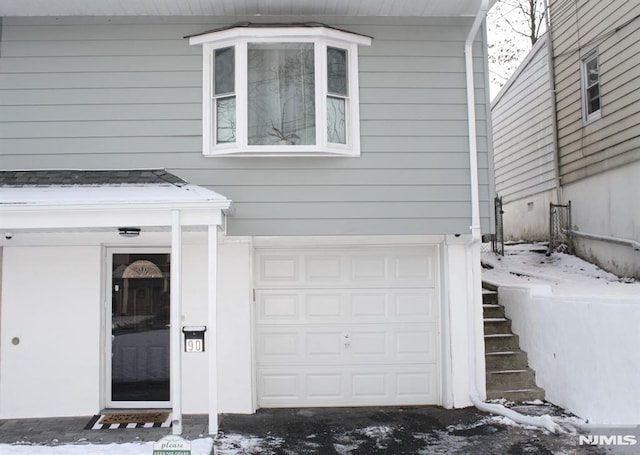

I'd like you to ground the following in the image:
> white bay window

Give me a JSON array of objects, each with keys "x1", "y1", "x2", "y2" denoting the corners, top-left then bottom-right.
[{"x1": 189, "y1": 24, "x2": 371, "y2": 156}]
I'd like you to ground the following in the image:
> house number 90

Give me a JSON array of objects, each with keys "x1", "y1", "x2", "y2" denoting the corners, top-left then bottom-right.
[{"x1": 186, "y1": 339, "x2": 203, "y2": 352}]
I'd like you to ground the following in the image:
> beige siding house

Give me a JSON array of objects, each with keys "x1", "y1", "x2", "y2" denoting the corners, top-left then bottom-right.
[
  {"x1": 492, "y1": 35, "x2": 557, "y2": 241},
  {"x1": 492, "y1": 0, "x2": 640, "y2": 278}
]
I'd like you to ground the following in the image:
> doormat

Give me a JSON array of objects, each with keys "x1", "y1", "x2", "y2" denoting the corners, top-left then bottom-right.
[{"x1": 85, "y1": 411, "x2": 172, "y2": 430}]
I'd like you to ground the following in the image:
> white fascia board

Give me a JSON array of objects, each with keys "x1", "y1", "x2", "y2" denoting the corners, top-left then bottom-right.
[
  {"x1": 189, "y1": 26, "x2": 372, "y2": 47},
  {"x1": 0, "y1": 202, "x2": 226, "y2": 230}
]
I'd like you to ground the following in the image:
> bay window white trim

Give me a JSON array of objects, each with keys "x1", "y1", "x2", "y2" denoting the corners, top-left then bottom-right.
[{"x1": 190, "y1": 25, "x2": 371, "y2": 157}]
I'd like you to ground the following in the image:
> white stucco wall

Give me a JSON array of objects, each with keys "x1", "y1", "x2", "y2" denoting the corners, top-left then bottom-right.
[
  {"x1": 499, "y1": 285, "x2": 640, "y2": 425},
  {"x1": 0, "y1": 246, "x2": 102, "y2": 418},
  {"x1": 563, "y1": 161, "x2": 640, "y2": 279},
  {"x1": 440, "y1": 236, "x2": 486, "y2": 408},
  {"x1": 216, "y1": 239, "x2": 255, "y2": 414},
  {"x1": 181, "y1": 242, "x2": 210, "y2": 414},
  {"x1": 502, "y1": 190, "x2": 556, "y2": 242}
]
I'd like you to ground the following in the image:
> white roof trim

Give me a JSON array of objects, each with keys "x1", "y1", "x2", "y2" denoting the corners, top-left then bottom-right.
[{"x1": 0, "y1": 0, "x2": 497, "y2": 17}]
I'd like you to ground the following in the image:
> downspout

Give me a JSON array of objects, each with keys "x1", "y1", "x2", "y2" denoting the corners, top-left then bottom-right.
[
  {"x1": 543, "y1": 0, "x2": 563, "y2": 204},
  {"x1": 464, "y1": 0, "x2": 489, "y2": 409}
]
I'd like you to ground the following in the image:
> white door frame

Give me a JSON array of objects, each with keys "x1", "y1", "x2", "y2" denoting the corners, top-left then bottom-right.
[{"x1": 104, "y1": 246, "x2": 171, "y2": 409}]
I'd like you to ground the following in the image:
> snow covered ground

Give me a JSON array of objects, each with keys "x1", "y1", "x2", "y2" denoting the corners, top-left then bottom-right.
[
  {"x1": 0, "y1": 438, "x2": 213, "y2": 455},
  {"x1": 482, "y1": 242, "x2": 639, "y2": 298},
  {"x1": 483, "y1": 242, "x2": 640, "y2": 425}
]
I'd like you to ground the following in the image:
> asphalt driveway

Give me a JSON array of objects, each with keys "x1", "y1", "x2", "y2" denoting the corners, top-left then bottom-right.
[{"x1": 215, "y1": 403, "x2": 609, "y2": 454}]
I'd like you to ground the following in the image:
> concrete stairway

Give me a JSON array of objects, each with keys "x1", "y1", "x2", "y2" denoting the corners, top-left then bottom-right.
[{"x1": 483, "y1": 285, "x2": 545, "y2": 402}]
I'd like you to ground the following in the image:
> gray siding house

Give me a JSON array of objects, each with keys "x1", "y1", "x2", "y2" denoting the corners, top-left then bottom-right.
[
  {"x1": 0, "y1": 0, "x2": 497, "y2": 433},
  {"x1": 492, "y1": 0, "x2": 640, "y2": 278}
]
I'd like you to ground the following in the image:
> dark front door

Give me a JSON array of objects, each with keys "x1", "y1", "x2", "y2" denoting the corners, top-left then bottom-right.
[{"x1": 111, "y1": 253, "x2": 170, "y2": 403}]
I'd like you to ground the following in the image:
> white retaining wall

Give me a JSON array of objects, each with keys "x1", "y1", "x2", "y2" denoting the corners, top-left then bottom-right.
[{"x1": 499, "y1": 285, "x2": 640, "y2": 425}]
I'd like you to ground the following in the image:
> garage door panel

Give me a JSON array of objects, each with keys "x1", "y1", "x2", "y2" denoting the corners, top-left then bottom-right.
[
  {"x1": 257, "y1": 289, "x2": 437, "y2": 324},
  {"x1": 256, "y1": 247, "x2": 437, "y2": 288},
  {"x1": 396, "y1": 330, "x2": 437, "y2": 359},
  {"x1": 258, "y1": 324, "x2": 436, "y2": 365},
  {"x1": 396, "y1": 371, "x2": 437, "y2": 398},
  {"x1": 306, "y1": 255, "x2": 343, "y2": 282},
  {"x1": 306, "y1": 331, "x2": 344, "y2": 357},
  {"x1": 393, "y1": 253, "x2": 435, "y2": 281},
  {"x1": 306, "y1": 293, "x2": 343, "y2": 318},
  {"x1": 259, "y1": 255, "x2": 300, "y2": 282},
  {"x1": 260, "y1": 293, "x2": 300, "y2": 320},
  {"x1": 258, "y1": 364, "x2": 438, "y2": 407},
  {"x1": 260, "y1": 331, "x2": 299, "y2": 357}
]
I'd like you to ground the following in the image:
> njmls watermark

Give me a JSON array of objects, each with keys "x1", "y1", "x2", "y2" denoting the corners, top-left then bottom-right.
[
  {"x1": 579, "y1": 435, "x2": 637, "y2": 446},
  {"x1": 576, "y1": 427, "x2": 640, "y2": 453}
]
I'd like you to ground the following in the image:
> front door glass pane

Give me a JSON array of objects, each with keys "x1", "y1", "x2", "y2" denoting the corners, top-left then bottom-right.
[{"x1": 111, "y1": 253, "x2": 170, "y2": 402}]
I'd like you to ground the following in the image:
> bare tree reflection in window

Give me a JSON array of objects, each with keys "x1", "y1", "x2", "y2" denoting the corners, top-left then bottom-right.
[
  {"x1": 327, "y1": 47, "x2": 347, "y2": 144},
  {"x1": 248, "y1": 43, "x2": 316, "y2": 145}
]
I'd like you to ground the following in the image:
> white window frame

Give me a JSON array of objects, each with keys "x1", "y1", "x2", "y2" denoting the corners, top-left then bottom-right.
[
  {"x1": 190, "y1": 26, "x2": 371, "y2": 157},
  {"x1": 581, "y1": 50, "x2": 601, "y2": 124}
]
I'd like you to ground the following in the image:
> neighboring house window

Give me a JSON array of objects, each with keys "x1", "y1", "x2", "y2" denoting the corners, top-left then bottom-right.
[
  {"x1": 189, "y1": 25, "x2": 372, "y2": 157},
  {"x1": 581, "y1": 51, "x2": 601, "y2": 122}
]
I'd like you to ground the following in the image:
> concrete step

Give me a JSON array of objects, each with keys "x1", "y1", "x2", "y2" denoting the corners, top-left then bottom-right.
[
  {"x1": 485, "y1": 333, "x2": 520, "y2": 352},
  {"x1": 482, "y1": 282, "x2": 498, "y2": 292},
  {"x1": 483, "y1": 303, "x2": 505, "y2": 319},
  {"x1": 483, "y1": 318, "x2": 512, "y2": 335},
  {"x1": 482, "y1": 289, "x2": 498, "y2": 305},
  {"x1": 486, "y1": 387, "x2": 546, "y2": 402},
  {"x1": 485, "y1": 351, "x2": 530, "y2": 370},
  {"x1": 486, "y1": 368, "x2": 538, "y2": 390}
]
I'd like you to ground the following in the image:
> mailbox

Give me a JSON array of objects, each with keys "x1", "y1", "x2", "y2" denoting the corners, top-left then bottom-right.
[{"x1": 182, "y1": 326, "x2": 206, "y2": 352}]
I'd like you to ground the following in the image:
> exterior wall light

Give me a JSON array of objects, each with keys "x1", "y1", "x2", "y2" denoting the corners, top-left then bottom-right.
[{"x1": 118, "y1": 227, "x2": 141, "y2": 237}]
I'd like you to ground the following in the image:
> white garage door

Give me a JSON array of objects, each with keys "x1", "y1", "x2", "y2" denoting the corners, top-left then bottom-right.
[{"x1": 255, "y1": 246, "x2": 439, "y2": 408}]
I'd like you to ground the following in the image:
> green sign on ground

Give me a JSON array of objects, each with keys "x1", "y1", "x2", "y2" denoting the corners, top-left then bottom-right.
[{"x1": 153, "y1": 435, "x2": 191, "y2": 455}]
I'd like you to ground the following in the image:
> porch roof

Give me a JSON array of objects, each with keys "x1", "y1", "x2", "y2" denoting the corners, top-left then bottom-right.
[{"x1": 0, "y1": 169, "x2": 232, "y2": 231}]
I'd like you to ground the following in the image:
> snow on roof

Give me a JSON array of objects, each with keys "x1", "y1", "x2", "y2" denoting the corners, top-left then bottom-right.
[{"x1": 0, "y1": 170, "x2": 230, "y2": 207}]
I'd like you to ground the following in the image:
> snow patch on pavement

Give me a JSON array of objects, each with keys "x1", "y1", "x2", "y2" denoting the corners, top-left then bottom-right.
[{"x1": 215, "y1": 433, "x2": 284, "y2": 454}]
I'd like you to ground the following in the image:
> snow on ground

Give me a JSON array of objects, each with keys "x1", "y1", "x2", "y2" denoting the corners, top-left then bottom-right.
[
  {"x1": 0, "y1": 438, "x2": 213, "y2": 455},
  {"x1": 482, "y1": 242, "x2": 640, "y2": 298}
]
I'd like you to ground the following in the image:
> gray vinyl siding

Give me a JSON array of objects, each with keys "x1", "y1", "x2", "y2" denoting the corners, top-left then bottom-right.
[
  {"x1": 491, "y1": 36, "x2": 556, "y2": 203},
  {"x1": 550, "y1": 0, "x2": 640, "y2": 184},
  {"x1": 0, "y1": 16, "x2": 492, "y2": 236}
]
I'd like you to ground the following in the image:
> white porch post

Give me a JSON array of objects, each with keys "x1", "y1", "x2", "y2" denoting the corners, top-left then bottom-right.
[
  {"x1": 207, "y1": 224, "x2": 219, "y2": 434},
  {"x1": 171, "y1": 210, "x2": 183, "y2": 435}
]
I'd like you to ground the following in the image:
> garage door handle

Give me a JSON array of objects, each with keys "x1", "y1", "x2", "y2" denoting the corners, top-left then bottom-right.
[{"x1": 344, "y1": 333, "x2": 351, "y2": 348}]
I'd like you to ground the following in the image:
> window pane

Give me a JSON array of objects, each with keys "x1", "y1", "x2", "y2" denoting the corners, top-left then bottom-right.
[
  {"x1": 216, "y1": 97, "x2": 236, "y2": 143},
  {"x1": 215, "y1": 47, "x2": 234, "y2": 95},
  {"x1": 327, "y1": 96, "x2": 346, "y2": 144},
  {"x1": 327, "y1": 47, "x2": 347, "y2": 95},
  {"x1": 248, "y1": 43, "x2": 315, "y2": 145},
  {"x1": 587, "y1": 85, "x2": 600, "y2": 114},
  {"x1": 586, "y1": 57, "x2": 599, "y2": 86}
]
